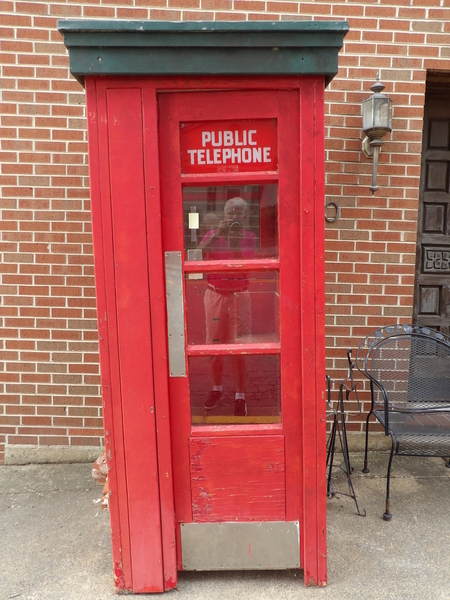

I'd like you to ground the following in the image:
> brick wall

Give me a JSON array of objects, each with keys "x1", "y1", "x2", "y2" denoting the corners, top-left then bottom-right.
[{"x1": 1, "y1": 0, "x2": 450, "y2": 462}]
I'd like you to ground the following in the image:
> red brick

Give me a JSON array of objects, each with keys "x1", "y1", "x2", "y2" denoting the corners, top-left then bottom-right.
[
  {"x1": 22, "y1": 416, "x2": 52, "y2": 426},
  {"x1": 68, "y1": 407, "x2": 98, "y2": 417},
  {"x1": 183, "y1": 10, "x2": 215, "y2": 19},
  {"x1": 37, "y1": 406, "x2": 66, "y2": 416},
  {"x1": 334, "y1": 4, "x2": 365, "y2": 15},
  {"x1": 49, "y1": 3, "x2": 82, "y2": 16},
  {"x1": 17, "y1": 28, "x2": 50, "y2": 41},
  {"x1": 365, "y1": 5, "x2": 396, "y2": 17},
  {"x1": 168, "y1": 0, "x2": 200, "y2": 7},
  {"x1": 1, "y1": 40, "x2": 33, "y2": 53},
  {"x1": 394, "y1": 32, "x2": 425, "y2": 44},
  {"x1": 0, "y1": 28, "x2": 14, "y2": 39},
  {"x1": 70, "y1": 437, "x2": 102, "y2": 446},
  {"x1": 429, "y1": 8, "x2": 450, "y2": 19},
  {"x1": 150, "y1": 9, "x2": 182, "y2": 18},
  {"x1": 39, "y1": 436, "x2": 70, "y2": 445},
  {"x1": 0, "y1": 14, "x2": 32, "y2": 26},
  {"x1": 85, "y1": 397, "x2": 102, "y2": 407},
  {"x1": 299, "y1": 3, "x2": 331, "y2": 15},
  {"x1": 53, "y1": 417, "x2": 83, "y2": 427},
  {"x1": 16, "y1": 1, "x2": 48, "y2": 13},
  {"x1": 9, "y1": 436, "x2": 39, "y2": 445},
  {"x1": 380, "y1": 18, "x2": 410, "y2": 30},
  {"x1": 135, "y1": 0, "x2": 166, "y2": 5},
  {"x1": 412, "y1": 20, "x2": 443, "y2": 33},
  {"x1": 53, "y1": 395, "x2": 83, "y2": 406}
]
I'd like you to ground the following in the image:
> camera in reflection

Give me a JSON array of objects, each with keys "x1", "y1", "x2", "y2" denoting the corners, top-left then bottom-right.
[{"x1": 230, "y1": 221, "x2": 243, "y2": 230}]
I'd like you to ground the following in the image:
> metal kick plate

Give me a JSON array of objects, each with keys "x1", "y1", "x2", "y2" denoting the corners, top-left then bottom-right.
[
  {"x1": 165, "y1": 251, "x2": 186, "y2": 377},
  {"x1": 180, "y1": 521, "x2": 300, "y2": 570}
]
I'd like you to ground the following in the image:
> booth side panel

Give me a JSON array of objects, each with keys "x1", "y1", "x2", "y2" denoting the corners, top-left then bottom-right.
[
  {"x1": 105, "y1": 86, "x2": 165, "y2": 593},
  {"x1": 299, "y1": 76, "x2": 327, "y2": 587},
  {"x1": 313, "y1": 79, "x2": 328, "y2": 589},
  {"x1": 85, "y1": 78, "x2": 133, "y2": 591},
  {"x1": 142, "y1": 85, "x2": 178, "y2": 590}
]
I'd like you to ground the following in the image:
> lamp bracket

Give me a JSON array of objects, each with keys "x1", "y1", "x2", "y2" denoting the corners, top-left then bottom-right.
[
  {"x1": 362, "y1": 136, "x2": 385, "y2": 159},
  {"x1": 362, "y1": 136, "x2": 372, "y2": 158}
]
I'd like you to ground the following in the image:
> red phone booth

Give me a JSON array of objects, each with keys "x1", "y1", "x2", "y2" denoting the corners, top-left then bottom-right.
[{"x1": 59, "y1": 21, "x2": 348, "y2": 593}]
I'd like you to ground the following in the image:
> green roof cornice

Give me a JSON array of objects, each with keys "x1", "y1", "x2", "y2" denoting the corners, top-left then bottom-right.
[{"x1": 57, "y1": 20, "x2": 348, "y2": 85}]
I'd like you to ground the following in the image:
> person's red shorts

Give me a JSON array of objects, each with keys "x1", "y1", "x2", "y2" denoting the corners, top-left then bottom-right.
[{"x1": 204, "y1": 288, "x2": 251, "y2": 344}]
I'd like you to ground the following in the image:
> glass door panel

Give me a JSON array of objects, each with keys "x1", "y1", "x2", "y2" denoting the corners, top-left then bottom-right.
[
  {"x1": 183, "y1": 184, "x2": 278, "y2": 260},
  {"x1": 185, "y1": 271, "x2": 280, "y2": 346},
  {"x1": 189, "y1": 354, "x2": 281, "y2": 425},
  {"x1": 183, "y1": 180, "x2": 281, "y2": 426}
]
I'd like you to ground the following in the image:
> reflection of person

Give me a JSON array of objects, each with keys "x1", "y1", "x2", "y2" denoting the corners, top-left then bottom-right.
[
  {"x1": 198, "y1": 198, "x2": 256, "y2": 417},
  {"x1": 199, "y1": 212, "x2": 219, "y2": 241}
]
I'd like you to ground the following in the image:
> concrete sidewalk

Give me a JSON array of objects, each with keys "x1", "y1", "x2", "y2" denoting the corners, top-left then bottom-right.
[{"x1": 1, "y1": 452, "x2": 449, "y2": 600}]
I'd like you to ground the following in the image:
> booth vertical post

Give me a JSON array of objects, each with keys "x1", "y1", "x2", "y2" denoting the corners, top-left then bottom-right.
[{"x1": 300, "y1": 77, "x2": 328, "y2": 587}]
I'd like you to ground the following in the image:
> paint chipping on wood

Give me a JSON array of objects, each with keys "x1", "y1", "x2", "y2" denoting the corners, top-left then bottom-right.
[{"x1": 190, "y1": 435, "x2": 286, "y2": 521}]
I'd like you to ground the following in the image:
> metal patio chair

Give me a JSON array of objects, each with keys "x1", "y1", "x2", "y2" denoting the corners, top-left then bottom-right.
[{"x1": 355, "y1": 324, "x2": 450, "y2": 520}]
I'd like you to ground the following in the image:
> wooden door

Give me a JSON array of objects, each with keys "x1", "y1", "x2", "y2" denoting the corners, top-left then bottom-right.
[
  {"x1": 413, "y1": 88, "x2": 450, "y2": 335},
  {"x1": 158, "y1": 88, "x2": 304, "y2": 569}
]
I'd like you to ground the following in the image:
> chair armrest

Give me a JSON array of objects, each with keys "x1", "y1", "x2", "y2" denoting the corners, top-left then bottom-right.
[
  {"x1": 347, "y1": 349, "x2": 356, "y2": 392},
  {"x1": 387, "y1": 404, "x2": 450, "y2": 414},
  {"x1": 350, "y1": 345, "x2": 391, "y2": 434},
  {"x1": 354, "y1": 365, "x2": 391, "y2": 435}
]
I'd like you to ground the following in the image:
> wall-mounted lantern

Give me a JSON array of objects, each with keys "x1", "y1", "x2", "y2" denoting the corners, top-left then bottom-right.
[{"x1": 362, "y1": 76, "x2": 392, "y2": 194}]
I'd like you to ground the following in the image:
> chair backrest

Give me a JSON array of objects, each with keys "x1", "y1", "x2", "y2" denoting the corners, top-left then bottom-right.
[{"x1": 355, "y1": 325, "x2": 450, "y2": 410}]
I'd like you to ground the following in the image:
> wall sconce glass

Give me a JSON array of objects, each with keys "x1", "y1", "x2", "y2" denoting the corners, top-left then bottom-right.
[{"x1": 362, "y1": 76, "x2": 392, "y2": 194}]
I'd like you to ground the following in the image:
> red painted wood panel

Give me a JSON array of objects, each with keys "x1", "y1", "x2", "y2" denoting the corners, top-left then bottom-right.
[
  {"x1": 184, "y1": 259, "x2": 280, "y2": 273},
  {"x1": 106, "y1": 87, "x2": 164, "y2": 593},
  {"x1": 86, "y1": 79, "x2": 130, "y2": 591},
  {"x1": 312, "y1": 78, "x2": 327, "y2": 588},
  {"x1": 189, "y1": 435, "x2": 286, "y2": 522},
  {"x1": 187, "y1": 343, "x2": 280, "y2": 356},
  {"x1": 89, "y1": 79, "x2": 133, "y2": 591},
  {"x1": 191, "y1": 423, "x2": 281, "y2": 437},
  {"x1": 181, "y1": 172, "x2": 278, "y2": 185},
  {"x1": 299, "y1": 77, "x2": 327, "y2": 587},
  {"x1": 276, "y1": 86, "x2": 302, "y2": 533},
  {"x1": 158, "y1": 93, "x2": 194, "y2": 538},
  {"x1": 142, "y1": 85, "x2": 178, "y2": 590},
  {"x1": 91, "y1": 75, "x2": 302, "y2": 93}
]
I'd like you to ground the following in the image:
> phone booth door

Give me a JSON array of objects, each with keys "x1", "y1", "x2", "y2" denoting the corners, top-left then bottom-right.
[{"x1": 159, "y1": 88, "x2": 305, "y2": 570}]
